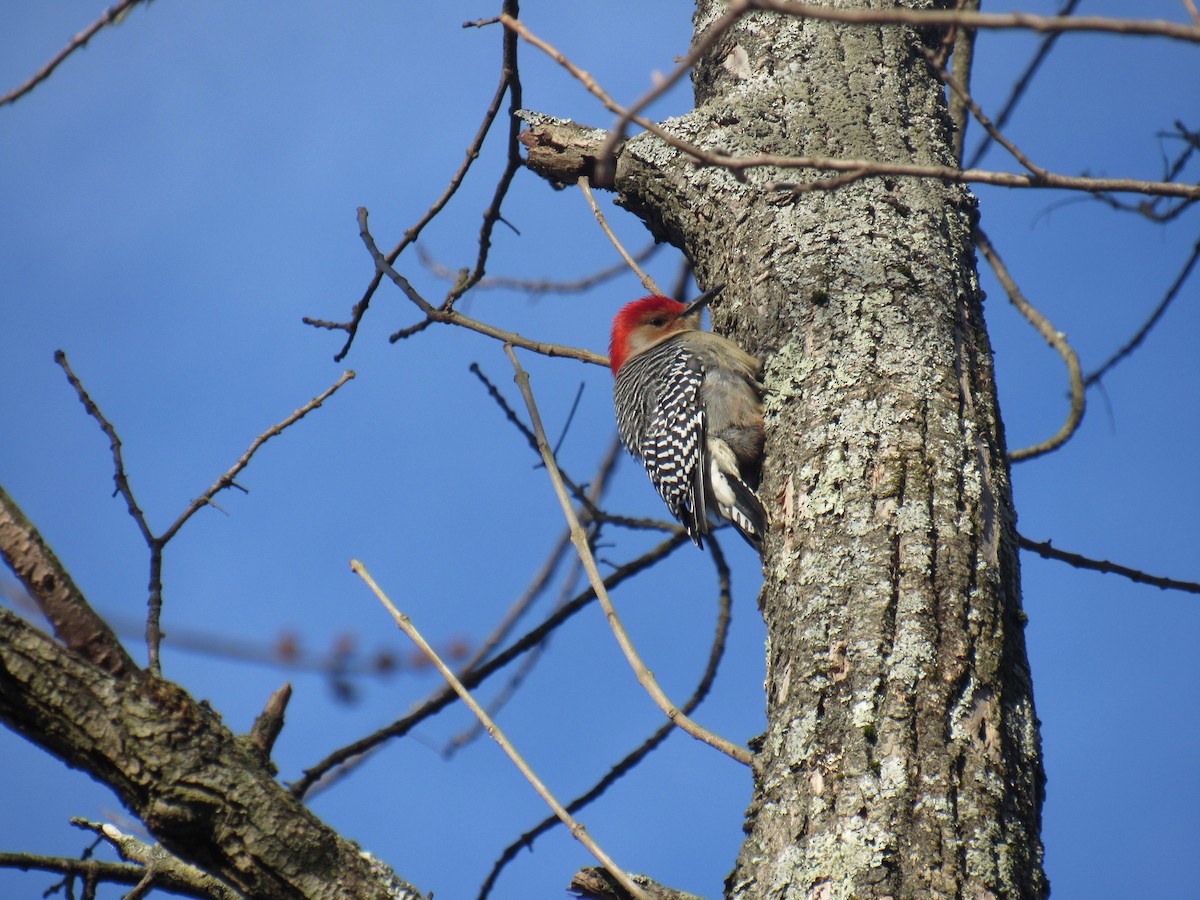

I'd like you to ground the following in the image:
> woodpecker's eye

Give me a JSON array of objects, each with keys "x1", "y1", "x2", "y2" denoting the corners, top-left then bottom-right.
[{"x1": 648, "y1": 316, "x2": 668, "y2": 327}]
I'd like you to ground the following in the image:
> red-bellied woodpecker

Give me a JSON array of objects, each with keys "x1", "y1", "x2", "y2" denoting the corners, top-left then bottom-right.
[{"x1": 609, "y1": 285, "x2": 767, "y2": 554}]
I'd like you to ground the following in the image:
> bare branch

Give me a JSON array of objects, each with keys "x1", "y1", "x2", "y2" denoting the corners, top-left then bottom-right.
[
  {"x1": 974, "y1": 229, "x2": 1085, "y2": 461},
  {"x1": 249, "y1": 683, "x2": 293, "y2": 760},
  {"x1": 305, "y1": 2, "x2": 522, "y2": 361},
  {"x1": 1091, "y1": 123, "x2": 1199, "y2": 223},
  {"x1": 0, "y1": 485, "x2": 137, "y2": 678},
  {"x1": 358, "y1": 208, "x2": 609, "y2": 366},
  {"x1": 504, "y1": 344, "x2": 752, "y2": 765},
  {"x1": 966, "y1": 0, "x2": 1082, "y2": 169},
  {"x1": 159, "y1": 370, "x2": 356, "y2": 545},
  {"x1": 948, "y1": 0, "x2": 980, "y2": 165},
  {"x1": 291, "y1": 532, "x2": 690, "y2": 799},
  {"x1": 1019, "y1": 535, "x2": 1200, "y2": 594},
  {"x1": 480, "y1": 538, "x2": 734, "y2": 900},
  {"x1": 353, "y1": 560, "x2": 650, "y2": 900},
  {"x1": 69, "y1": 818, "x2": 242, "y2": 900},
  {"x1": 570, "y1": 867, "x2": 706, "y2": 900},
  {"x1": 594, "y1": 1, "x2": 744, "y2": 182},
  {"x1": 419, "y1": 243, "x2": 661, "y2": 294},
  {"x1": 0, "y1": 609, "x2": 421, "y2": 898},
  {"x1": 918, "y1": 41, "x2": 1046, "y2": 181},
  {"x1": 1084, "y1": 236, "x2": 1200, "y2": 387},
  {"x1": 579, "y1": 176, "x2": 662, "y2": 295},
  {"x1": 0, "y1": 0, "x2": 151, "y2": 108},
  {"x1": 0, "y1": 851, "x2": 214, "y2": 900},
  {"x1": 55, "y1": 349, "x2": 165, "y2": 672},
  {"x1": 54, "y1": 354, "x2": 356, "y2": 674},
  {"x1": 55, "y1": 351, "x2": 154, "y2": 546}
]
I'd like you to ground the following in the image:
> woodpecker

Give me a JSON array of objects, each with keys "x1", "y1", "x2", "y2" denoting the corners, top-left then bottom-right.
[{"x1": 609, "y1": 285, "x2": 767, "y2": 554}]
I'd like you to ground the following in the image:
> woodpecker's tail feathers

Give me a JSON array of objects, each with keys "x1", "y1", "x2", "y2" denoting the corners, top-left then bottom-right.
[
  {"x1": 684, "y1": 468, "x2": 710, "y2": 550},
  {"x1": 722, "y1": 473, "x2": 767, "y2": 554},
  {"x1": 704, "y1": 444, "x2": 768, "y2": 555}
]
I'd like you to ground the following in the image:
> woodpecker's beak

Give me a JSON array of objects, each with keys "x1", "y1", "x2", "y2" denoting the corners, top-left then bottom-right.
[{"x1": 681, "y1": 283, "x2": 726, "y2": 318}]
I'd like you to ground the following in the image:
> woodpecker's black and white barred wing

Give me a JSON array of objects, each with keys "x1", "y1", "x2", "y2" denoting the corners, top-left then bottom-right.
[{"x1": 613, "y1": 337, "x2": 709, "y2": 546}]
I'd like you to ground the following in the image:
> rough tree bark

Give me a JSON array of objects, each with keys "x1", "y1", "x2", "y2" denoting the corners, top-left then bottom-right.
[{"x1": 530, "y1": 1, "x2": 1047, "y2": 897}]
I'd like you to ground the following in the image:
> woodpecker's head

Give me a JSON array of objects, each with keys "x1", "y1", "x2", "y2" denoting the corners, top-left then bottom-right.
[{"x1": 608, "y1": 285, "x2": 724, "y2": 374}]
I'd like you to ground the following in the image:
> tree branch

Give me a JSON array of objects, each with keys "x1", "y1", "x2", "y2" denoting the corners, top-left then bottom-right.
[
  {"x1": 353, "y1": 560, "x2": 649, "y2": 900},
  {"x1": 1084, "y1": 236, "x2": 1200, "y2": 387},
  {"x1": 569, "y1": 867, "x2": 706, "y2": 900},
  {"x1": 480, "y1": 538, "x2": 735, "y2": 899},
  {"x1": 966, "y1": 0, "x2": 1083, "y2": 169},
  {"x1": 0, "y1": 0, "x2": 151, "y2": 108},
  {"x1": 0, "y1": 485, "x2": 137, "y2": 678},
  {"x1": 0, "y1": 850, "x2": 216, "y2": 900},
  {"x1": 292, "y1": 532, "x2": 689, "y2": 799},
  {"x1": 1018, "y1": 535, "x2": 1200, "y2": 594},
  {"x1": 578, "y1": 176, "x2": 662, "y2": 294},
  {"x1": 0, "y1": 608, "x2": 425, "y2": 900},
  {"x1": 304, "y1": 2, "x2": 523, "y2": 361},
  {"x1": 358, "y1": 207, "x2": 609, "y2": 366},
  {"x1": 159, "y1": 370, "x2": 356, "y2": 545},
  {"x1": 70, "y1": 818, "x2": 243, "y2": 900},
  {"x1": 55, "y1": 354, "x2": 356, "y2": 675},
  {"x1": 753, "y1": 1, "x2": 1200, "y2": 43},
  {"x1": 974, "y1": 229, "x2": 1085, "y2": 461}
]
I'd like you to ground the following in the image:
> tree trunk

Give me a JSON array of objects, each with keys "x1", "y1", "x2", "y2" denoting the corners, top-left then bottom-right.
[{"x1": 613, "y1": 2, "x2": 1047, "y2": 896}]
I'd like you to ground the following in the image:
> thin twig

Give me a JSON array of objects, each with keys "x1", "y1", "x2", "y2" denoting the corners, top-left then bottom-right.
[
  {"x1": 55, "y1": 350, "x2": 165, "y2": 670},
  {"x1": 55, "y1": 353, "x2": 355, "y2": 674},
  {"x1": 384, "y1": 3, "x2": 528, "y2": 348},
  {"x1": 304, "y1": 2, "x2": 521, "y2": 360},
  {"x1": 1084, "y1": 237, "x2": 1200, "y2": 387},
  {"x1": 919, "y1": 42, "x2": 1046, "y2": 181},
  {"x1": 1091, "y1": 122, "x2": 1199, "y2": 223},
  {"x1": 291, "y1": 531, "x2": 689, "y2": 799},
  {"x1": 975, "y1": 230, "x2": 1084, "y2": 461},
  {"x1": 0, "y1": 0, "x2": 149, "y2": 108},
  {"x1": 1019, "y1": 535, "x2": 1200, "y2": 594},
  {"x1": 55, "y1": 351, "x2": 153, "y2": 545},
  {"x1": 469, "y1": 363, "x2": 609, "y2": 521},
  {"x1": 352, "y1": 560, "x2": 649, "y2": 900},
  {"x1": 967, "y1": 0, "x2": 1082, "y2": 169},
  {"x1": 68, "y1": 819, "x2": 240, "y2": 900},
  {"x1": 504, "y1": 344, "x2": 752, "y2": 765},
  {"x1": 359, "y1": 208, "x2": 609, "y2": 366},
  {"x1": 444, "y1": 437, "x2": 623, "y2": 756},
  {"x1": 579, "y1": 177, "x2": 663, "y2": 295},
  {"x1": 478, "y1": 537, "x2": 735, "y2": 900},
  {"x1": 160, "y1": 370, "x2": 356, "y2": 544},
  {"x1": 419, "y1": 243, "x2": 661, "y2": 294}
]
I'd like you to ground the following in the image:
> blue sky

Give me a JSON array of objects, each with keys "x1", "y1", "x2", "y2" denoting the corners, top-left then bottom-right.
[{"x1": 2, "y1": 2, "x2": 1197, "y2": 898}]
